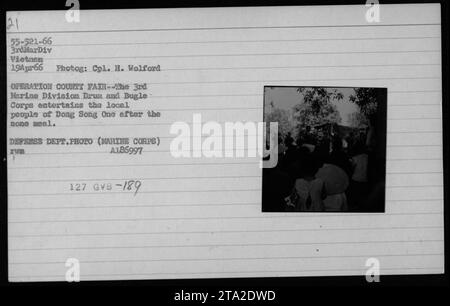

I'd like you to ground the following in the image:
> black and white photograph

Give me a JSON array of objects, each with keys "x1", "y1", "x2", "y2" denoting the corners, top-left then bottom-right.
[{"x1": 262, "y1": 86, "x2": 387, "y2": 212}]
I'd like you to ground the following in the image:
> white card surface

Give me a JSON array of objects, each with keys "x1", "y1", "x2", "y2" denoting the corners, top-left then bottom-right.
[{"x1": 7, "y1": 4, "x2": 444, "y2": 281}]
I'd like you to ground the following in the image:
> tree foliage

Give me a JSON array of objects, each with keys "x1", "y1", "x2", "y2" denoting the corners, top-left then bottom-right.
[
  {"x1": 296, "y1": 87, "x2": 344, "y2": 115},
  {"x1": 349, "y1": 88, "x2": 381, "y2": 119},
  {"x1": 293, "y1": 87, "x2": 343, "y2": 127},
  {"x1": 264, "y1": 106, "x2": 292, "y2": 142},
  {"x1": 293, "y1": 102, "x2": 342, "y2": 127}
]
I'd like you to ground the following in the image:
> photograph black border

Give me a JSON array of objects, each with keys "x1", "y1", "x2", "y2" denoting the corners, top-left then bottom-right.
[{"x1": 262, "y1": 85, "x2": 387, "y2": 213}]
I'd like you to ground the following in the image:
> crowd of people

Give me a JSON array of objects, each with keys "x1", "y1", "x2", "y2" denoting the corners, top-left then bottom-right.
[{"x1": 262, "y1": 124, "x2": 385, "y2": 212}]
